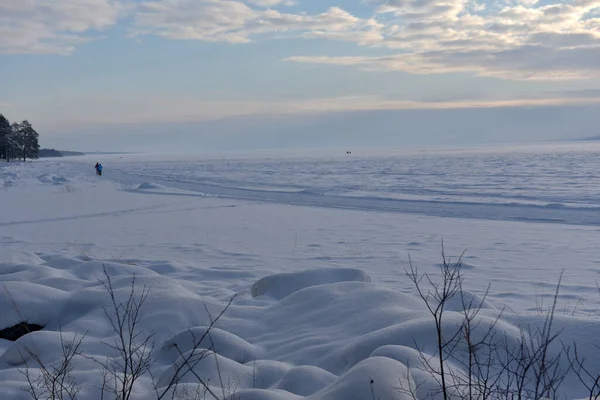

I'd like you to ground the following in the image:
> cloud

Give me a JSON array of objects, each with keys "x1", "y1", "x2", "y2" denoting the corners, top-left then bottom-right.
[
  {"x1": 0, "y1": 0, "x2": 126, "y2": 54},
  {"x1": 286, "y1": 0, "x2": 600, "y2": 80},
  {"x1": 130, "y1": 0, "x2": 381, "y2": 44},
  {"x1": 287, "y1": 45, "x2": 600, "y2": 80},
  {"x1": 129, "y1": 0, "x2": 600, "y2": 80},
  {"x1": 2, "y1": 0, "x2": 599, "y2": 80},
  {"x1": 247, "y1": 0, "x2": 297, "y2": 6}
]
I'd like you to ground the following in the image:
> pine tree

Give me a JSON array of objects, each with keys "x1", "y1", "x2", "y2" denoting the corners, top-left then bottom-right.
[
  {"x1": 23, "y1": 121, "x2": 40, "y2": 160},
  {"x1": 10, "y1": 122, "x2": 21, "y2": 162},
  {"x1": 13, "y1": 120, "x2": 40, "y2": 161},
  {"x1": 0, "y1": 114, "x2": 11, "y2": 161},
  {"x1": 8, "y1": 122, "x2": 21, "y2": 162}
]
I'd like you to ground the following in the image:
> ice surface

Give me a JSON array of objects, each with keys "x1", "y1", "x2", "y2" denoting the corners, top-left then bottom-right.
[{"x1": 1, "y1": 145, "x2": 600, "y2": 399}]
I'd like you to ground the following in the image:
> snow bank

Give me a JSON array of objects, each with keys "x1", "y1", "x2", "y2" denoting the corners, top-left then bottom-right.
[
  {"x1": 274, "y1": 366, "x2": 337, "y2": 396},
  {"x1": 36, "y1": 173, "x2": 69, "y2": 185},
  {"x1": 159, "y1": 326, "x2": 264, "y2": 363},
  {"x1": 0, "y1": 281, "x2": 69, "y2": 330},
  {"x1": 1, "y1": 253, "x2": 596, "y2": 400},
  {"x1": 251, "y1": 267, "x2": 371, "y2": 299},
  {"x1": 127, "y1": 180, "x2": 209, "y2": 197},
  {"x1": 0, "y1": 250, "x2": 45, "y2": 266},
  {"x1": 309, "y1": 356, "x2": 415, "y2": 400},
  {"x1": 137, "y1": 182, "x2": 164, "y2": 190},
  {"x1": 0, "y1": 161, "x2": 87, "y2": 189}
]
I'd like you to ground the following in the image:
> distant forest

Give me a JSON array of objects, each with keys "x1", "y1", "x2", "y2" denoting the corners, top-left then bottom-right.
[
  {"x1": 0, "y1": 114, "x2": 40, "y2": 162},
  {"x1": 39, "y1": 149, "x2": 85, "y2": 158},
  {"x1": 1, "y1": 113, "x2": 84, "y2": 161}
]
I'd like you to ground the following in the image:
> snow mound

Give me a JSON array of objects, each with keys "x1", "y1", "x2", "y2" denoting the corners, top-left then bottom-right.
[
  {"x1": 156, "y1": 350, "x2": 253, "y2": 388},
  {"x1": 0, "y1": 282, "x2": 69, "y2": 330},
  {"x1": 137, "y1": 182, "x2": 164, "y2": 190},
  {"x1": 0, "y1": 173, "x2": 17, "y2": 187},
  {"x1": 369, "y1": 345, "x2": 441, "y2": 398},
  {"x1": 0, "y1": 330, "x2": 80, "y2": 367},
  {"x1": 159, "y1": 326, "x2": 264, "y2": 363},
  {"x1": 435, "y1": 261, "x2": 476, "y2": 270},
  {"x1": 0, "y1": 251, "x2": 598, "y2": 400},
  {"x1": 131, "y1": 181, "x2": 207, "y2": 197},
  {"x1": 251, "y1": 267, "x2": 372, "y2": 300},
  {"x1": 224, "y1": 389, "x2": 304, "y2": 400},
  {"x1": 156, "y1": 351, "x2": 298, "y2": 394},
  {"x1": 274, "y1": 366, "x2": 337, "y2": 396},
  {"x1": 0, "y1": 165, "x2": 20, "y2": 188},
  {"x1": 37, "y1": 174, "x2": 69, "y2": 185},
  {"x1": 0, "y1": 250, "x2": 45, "y2": 266},
  {"x1": 0, "y1": 340, "x2": 11, "y2": 356},
  {"x1": 309, "y1": 356, "x2": 415, "y2": 400}
]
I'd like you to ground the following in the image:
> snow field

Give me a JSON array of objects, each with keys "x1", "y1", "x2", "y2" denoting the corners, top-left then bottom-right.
[{"x1": 1, "y1": 151, "x2": 600, "y2": 399}]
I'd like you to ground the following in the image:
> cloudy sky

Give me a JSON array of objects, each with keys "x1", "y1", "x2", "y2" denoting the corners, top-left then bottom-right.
[{"x1": 1, "y1": 0, "x2": 600, "y2": 151}]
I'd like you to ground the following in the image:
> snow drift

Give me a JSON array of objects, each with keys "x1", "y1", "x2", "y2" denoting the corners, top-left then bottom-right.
[
  {"x1": 250, "y1": 267, "x2": 371, "y2": 299},
  {"x1": 1, "y1": 254, "x2": 598, "y2": 399}
]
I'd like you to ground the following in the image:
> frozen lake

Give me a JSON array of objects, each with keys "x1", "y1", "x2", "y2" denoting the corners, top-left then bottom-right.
[{"x1": 1, "y1": 142, "x2": 600, "y2": 399}]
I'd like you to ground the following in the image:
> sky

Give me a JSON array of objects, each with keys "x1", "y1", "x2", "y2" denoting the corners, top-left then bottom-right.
[{"x1": 1, "y1": 0, "x2": 600, "y2": 152}]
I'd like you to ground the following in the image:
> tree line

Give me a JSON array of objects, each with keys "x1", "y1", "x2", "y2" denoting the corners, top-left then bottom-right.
[{"x1": 0, "y1": 114, "x2": 40, "y2": 162}]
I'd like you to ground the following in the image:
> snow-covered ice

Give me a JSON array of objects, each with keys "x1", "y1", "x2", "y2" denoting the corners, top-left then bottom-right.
[{"x1": 1, "y1": 144, "x2": 600, "y2": 399}]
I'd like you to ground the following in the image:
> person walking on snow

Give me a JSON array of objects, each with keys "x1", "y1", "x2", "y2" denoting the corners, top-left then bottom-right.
[{"x1": 95, "y1": 163, "x2": 103, "y2": 176}]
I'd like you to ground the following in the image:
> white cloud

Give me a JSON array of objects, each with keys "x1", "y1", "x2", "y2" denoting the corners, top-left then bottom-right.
[
  {"x1": 128, "y1": 0, "x2": 600, "y2": 80},
  {"x1": 287, "y1": 0, "x2": 600, "y2": 80},
  {"x1": 0, "y1": 0, "x2": 126, "y2": 54},
  {"x1": 246, "y1": 0, "x2": 296, "y2": 6},
  {"x1": 2, "y1": 0, "x2": 598, "y2": 80},
  {"x1": 131, "y1": 0, "x2": 255, "y2": 43},
  {"x1": 287, "y1": 45, "x2": 600, "y2": 80},
  {"x1": 130, "y1": 0, "x2": 380, "y2": 44}
]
